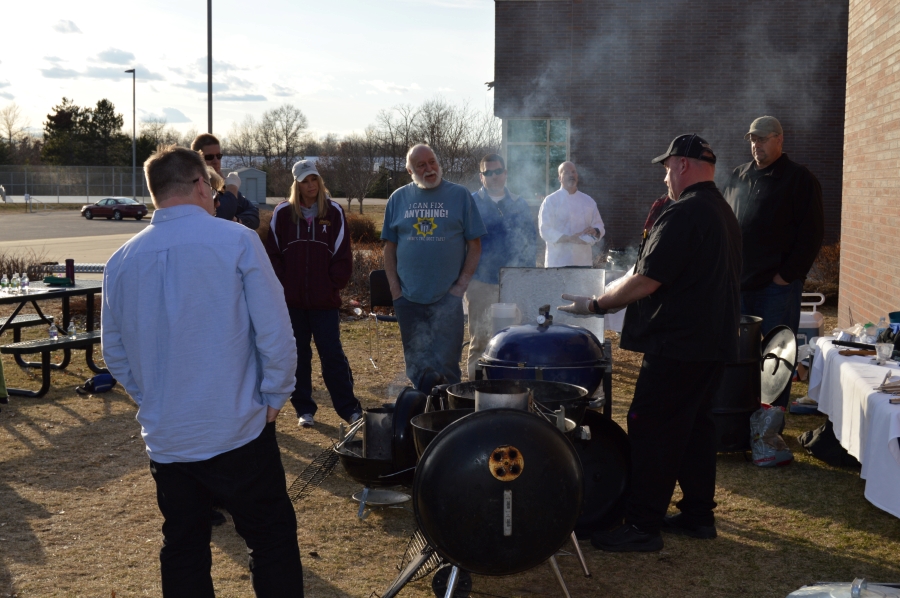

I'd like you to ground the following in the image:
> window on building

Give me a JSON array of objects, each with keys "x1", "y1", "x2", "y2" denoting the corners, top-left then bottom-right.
[{"x1": 503, "y1": 118, "x2": 569, "y2": 204}]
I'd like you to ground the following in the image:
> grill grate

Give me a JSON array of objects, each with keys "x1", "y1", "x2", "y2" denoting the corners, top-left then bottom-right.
[{"x1": 287, "y1": 447, "x2": 339, "y2": 503}]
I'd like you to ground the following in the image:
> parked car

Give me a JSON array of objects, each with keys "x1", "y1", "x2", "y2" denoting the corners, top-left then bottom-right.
[{"x1": 81, "y1": 197, "x2": 148, "y2": 221}]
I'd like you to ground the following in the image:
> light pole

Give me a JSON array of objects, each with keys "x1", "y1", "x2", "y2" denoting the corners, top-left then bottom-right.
[
  {"x1": 125, "y1": 68, "x2": 136, "y2": 201},
  {"x1": 207, "y1": 0, "x2": 213, "y2": 133}
]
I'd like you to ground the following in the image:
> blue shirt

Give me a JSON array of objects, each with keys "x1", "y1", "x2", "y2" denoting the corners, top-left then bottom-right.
[
  {"x1": 471, "y1": 187, "x2": 538, "y2": 285},
  {"x1": 101, "y1": 204, "x2": 297, "y2": 463},
  {"x1": 381, "y1": 180, "x2": 486, "y2": 304}
]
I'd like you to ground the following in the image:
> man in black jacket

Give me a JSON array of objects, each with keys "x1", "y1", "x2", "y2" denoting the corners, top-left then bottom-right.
[
  {"x1": 560, "y1": 135, "x2": 742, "y2": 552},
  {"x1": 723, "y1": 117, "x2": 823, "y2": 408},
  {"x1": 191, "y1": 133, "x2": 260, "y2": 230},
  {"x1": 722, "y1": 116, "x2": 824, "y2": 338}
]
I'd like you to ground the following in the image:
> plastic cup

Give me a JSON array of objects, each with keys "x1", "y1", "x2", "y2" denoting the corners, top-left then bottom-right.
[{"x1": 875, "y1": 343, "x2": 893, "y2": 365}]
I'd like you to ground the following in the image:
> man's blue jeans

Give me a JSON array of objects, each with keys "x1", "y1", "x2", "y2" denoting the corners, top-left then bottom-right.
[
  {"x1": 741, "y1": 278, "x2": 804, "y2": 406},
  {"x1": 393, "y1": 292, "x2": 464, "y2": 386}
]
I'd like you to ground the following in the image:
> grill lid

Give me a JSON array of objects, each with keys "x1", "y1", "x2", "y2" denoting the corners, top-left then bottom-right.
[{"x1": 482, "y1": 321, "x2": 606, "y2": 367}]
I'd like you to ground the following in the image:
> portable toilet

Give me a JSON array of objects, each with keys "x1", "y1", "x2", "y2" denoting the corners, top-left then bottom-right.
[{"x1": 235, "y1": 167, "x2": 267, "y2": 204}]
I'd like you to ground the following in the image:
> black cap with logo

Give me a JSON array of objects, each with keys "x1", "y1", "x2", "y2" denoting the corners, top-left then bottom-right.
[{"x1": 651, "y1": 134, "x2": 717, "y2": 165}]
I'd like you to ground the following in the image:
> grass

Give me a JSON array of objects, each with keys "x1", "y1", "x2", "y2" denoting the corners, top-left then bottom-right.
[{"x1": 2, "y1": 301, "x2": 899, "y2": 597}]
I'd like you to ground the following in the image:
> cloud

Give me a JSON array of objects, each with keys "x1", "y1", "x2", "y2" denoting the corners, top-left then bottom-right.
[
  {"x1": 0, "y1": 81, "x2": 9, "y2": 89},
  {"x1": 162, "y1": 107, "x2": 191, "y2": 123},
  {"x1": 41, "y1": 66, "x2": 80, "y2": 79},
  {"x1": 44, "y1": 56, "x2": 64, "y2": 63},
  {"x1": 362, "y1": 80, "x2": 422, "y2": 94},
  {"x1": 96, "y1": 48, "x2": 135, "y2": 65},
  {"x1": 271, "y1": 83, "x2": 295, "y2": 97},
  {"x1": 0, "y1": 91, "x2": 12, "y2": 100},
  {"x1": 217, "y1": 94, "x2": 267, "y2": 102},
  {"x1": 174, "y1": 80, "x2": 228, "y2": 93},
  {"x1": 53, "y1": 20, "x2": 81, "y2": 33},
  {"x1": 41, "y1": 65, "x2": 164, "y2": 81}
]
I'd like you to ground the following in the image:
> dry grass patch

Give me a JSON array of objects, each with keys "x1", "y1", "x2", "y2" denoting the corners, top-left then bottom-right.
[{"x1": 2, "y1": 304, "x2": 900, "y2": 597}]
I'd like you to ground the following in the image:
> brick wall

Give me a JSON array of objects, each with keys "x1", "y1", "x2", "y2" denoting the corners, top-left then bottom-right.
[
  {"x1": 838, "y1": 0, "x2": 900, "y2": 328},
  {"x1": 494, "y1": 0, "x2": 848, "y2": 251}
]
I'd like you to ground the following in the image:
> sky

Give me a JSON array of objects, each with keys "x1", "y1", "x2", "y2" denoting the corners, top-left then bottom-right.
[{"x1": 1, "y1": 0, "x2": 496, "y2": 141}]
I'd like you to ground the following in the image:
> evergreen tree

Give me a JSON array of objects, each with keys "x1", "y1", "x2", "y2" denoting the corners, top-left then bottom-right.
[{"x1": 41, "y1": 97, "x2": 131, "y2": 166}]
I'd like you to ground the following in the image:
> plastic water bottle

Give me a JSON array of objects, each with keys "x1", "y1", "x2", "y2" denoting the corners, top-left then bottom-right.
[
  {"x1": 20, "y1": 273, "x2": 29, "y2": 294},
  {"x1": 876, "y1": 316, "x2": 888, "y2": 342},
  {"x1": 0, "y1": 274, "x2": 7, "y2": 293},
  {"x1": 67, "y1": 322, "x2": 76, "y2": 338},
  {"x1": 48, "y1": 324, "x2": 58, "y2": 342},
  {"x1": 11, "y1": 273, "x2": 20, "y2": 295}
]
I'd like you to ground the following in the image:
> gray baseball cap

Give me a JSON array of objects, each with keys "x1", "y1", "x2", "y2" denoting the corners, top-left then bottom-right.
[
  {"x1": 743, "y1": 116, "x2": 783, "y2": 140},
  {"x1": 291, "y1": 159, "x2": 320, "y2": 182}
]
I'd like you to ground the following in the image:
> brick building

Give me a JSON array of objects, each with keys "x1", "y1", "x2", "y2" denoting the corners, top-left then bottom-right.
[
  {"x1": 493, "y1": 0, "x2": 848, "y2": 250},
  {"x1": 838, "y1": 0, "x2": 900, "y2": 328}
]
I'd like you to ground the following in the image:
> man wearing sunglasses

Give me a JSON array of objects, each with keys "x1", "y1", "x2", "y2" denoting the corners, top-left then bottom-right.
[
  {"x1": 464, "y1": 154, "x2": 537, "y2": 380},
  {"x1": 722, "y1": 116, "x2": 823, "y2": 405},
  {"x1": 538, "y1": 161, "x2": 605, "y2": 267},
  {"x1": 191, "y1": 133, "x2": 260, "y2": 230}
]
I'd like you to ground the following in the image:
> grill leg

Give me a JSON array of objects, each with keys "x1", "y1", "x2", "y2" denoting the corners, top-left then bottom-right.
[
  {"x1": 570, "y1": 531, "x2": 591, "y2": 577},
  {"x1": 548, "y1": 555, "x2": 572, "y2": 598},
  {"x1": 442, "y1": 566, "x2": 460, "y2": 598}
]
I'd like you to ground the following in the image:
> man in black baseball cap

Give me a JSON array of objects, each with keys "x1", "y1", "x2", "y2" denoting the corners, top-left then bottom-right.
[{"x1": 560, "y1": 134, "x2": 742, "y2": 552}]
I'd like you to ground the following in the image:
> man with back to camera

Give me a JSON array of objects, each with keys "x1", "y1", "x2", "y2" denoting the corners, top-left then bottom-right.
[
  {"x1": 101, "y1": 145, "x2": 303, "y2": 595},
  {"x1": 538, "y1": 161, "x2": 605, "y2": 267},
  {"x1": 382, "y1": 143, "x2": 486, "y2": 386},
  {"x1": 191, "y1": 133, "x2": 261, "y2": 230},
  {"x1": 722, "y1": 116, "x2": 824, "y2": 406},
  {"x1": 465, "y1": 153, "x2": 537, "y2": 380},
  {"x1": 559, "y1": 135, "x2": 742, "y2": 552}
]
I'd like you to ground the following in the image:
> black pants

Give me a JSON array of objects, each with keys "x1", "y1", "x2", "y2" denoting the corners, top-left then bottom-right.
[
  {"x1": 625, "y1": 354, "x2": 725, "y2": 533},
  {"x1": 288, "y1": 307, "x2": 360, "y2": 421},
  {"x1": 149, "y1": 422, "x2": 303, "y2": 597}
]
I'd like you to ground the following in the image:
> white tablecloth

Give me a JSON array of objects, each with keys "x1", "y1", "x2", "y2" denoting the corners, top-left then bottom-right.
[{"x1": 808, "y1": 337, "x2": 900, "y2": 518}]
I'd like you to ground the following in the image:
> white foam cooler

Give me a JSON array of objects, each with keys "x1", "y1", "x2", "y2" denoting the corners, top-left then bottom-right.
[{"x1": 798, "y1": 293, "x2": 826, "y2": 343}]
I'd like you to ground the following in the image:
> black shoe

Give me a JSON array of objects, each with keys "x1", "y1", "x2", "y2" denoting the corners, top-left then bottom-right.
[
  {"x1": 591, "y1": 523, "x2": 663, "y2": 552},
  {"x1": 662, "y1": 513, "x2": 717, "y2": 539},
  {"x1": 210, "y1": 509, "x2": 227, "y2": 526}
]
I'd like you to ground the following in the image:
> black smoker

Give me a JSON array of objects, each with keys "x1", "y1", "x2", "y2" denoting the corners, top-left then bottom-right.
[{"x1": 712, "y1": 316, "x2": 763, "y2": 452}]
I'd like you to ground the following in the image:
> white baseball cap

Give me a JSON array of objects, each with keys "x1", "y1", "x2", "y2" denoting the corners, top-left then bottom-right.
[{"x1": 292, "y1": 160, "x2": 320, "y2": 182}]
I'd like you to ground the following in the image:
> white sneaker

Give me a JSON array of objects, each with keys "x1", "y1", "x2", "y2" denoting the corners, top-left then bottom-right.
[{"x1": 298, "y1": 414, "x2": 314, "y2": 428}]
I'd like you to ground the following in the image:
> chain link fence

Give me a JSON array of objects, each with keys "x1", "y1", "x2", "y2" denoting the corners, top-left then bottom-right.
[{"x1": 0, "y1": 165, "x2": 149, "y2": 204}]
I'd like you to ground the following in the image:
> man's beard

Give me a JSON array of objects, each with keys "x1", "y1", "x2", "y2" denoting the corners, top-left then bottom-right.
[{"x1": 412, "y1": 165, "x2": 443, "y2": 189}]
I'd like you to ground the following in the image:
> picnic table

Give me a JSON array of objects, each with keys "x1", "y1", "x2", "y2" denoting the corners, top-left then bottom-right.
[{"x1": 0, "y1": 280, "x2": 106, "y2": 398}]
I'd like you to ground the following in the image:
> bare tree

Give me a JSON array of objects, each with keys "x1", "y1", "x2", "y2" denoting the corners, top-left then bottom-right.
[
  {"x1": 0, "y1": 103, "x2": 30, "y2": 149},
  {"x1": 255, "y1": 104, "x2": 308, "y2": 168},
  {"x1": 370, "y1": 97, "x2": 500, "y2": 190},
  {"x1": 321, "y1": 129, "x2": 381, "y2": 213},
  {"x1": 140, "y1": 117, "x2": 180, "y2": 149},
  {"x1": 180, "y1": 127, "x2": 199, "y2": 149},
  {"x1": 225, "y1": 115, "x2": 258, "y2": 167}
]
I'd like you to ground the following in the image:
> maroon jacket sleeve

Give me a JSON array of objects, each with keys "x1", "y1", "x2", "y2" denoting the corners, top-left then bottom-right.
[
  {"x1": 264, "y1": 204, "x2": 287, "y2": 282},
  {"x1": 328, "y1": 202, "x2": 353, "y2": 290}
]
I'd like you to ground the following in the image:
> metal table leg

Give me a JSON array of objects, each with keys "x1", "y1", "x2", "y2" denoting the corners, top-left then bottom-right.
[
  {"x1": 442, "y1": 566, "x2": 460, "y2": 598},
  {"x1": 6, "y1": 351, "x2": 52, "y2": 398},
  {"x1": 570, "y1": 531, "x2": 591, "y2": 577}
]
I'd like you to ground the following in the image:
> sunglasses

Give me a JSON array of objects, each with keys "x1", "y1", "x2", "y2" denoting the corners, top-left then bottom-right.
[
  {"x1": 203, "y1": 153, "x2": 223, "y2": 161},
  {"x1": 481, "y1": 168, "x2": 505, "y2": 177}
]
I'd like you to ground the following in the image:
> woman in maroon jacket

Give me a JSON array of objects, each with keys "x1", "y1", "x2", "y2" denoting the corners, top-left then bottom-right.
[{"x1": 265, "y1": 160, "x2": 361, "y2": 428}]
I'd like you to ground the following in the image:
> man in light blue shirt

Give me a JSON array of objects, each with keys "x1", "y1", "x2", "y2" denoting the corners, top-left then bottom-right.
[
  {"x1": 382, "y1": 144, "x2": 485, "y2": 386},
  {"x1": 102, "y1": 145, "x2": 303, "y2": 596}
]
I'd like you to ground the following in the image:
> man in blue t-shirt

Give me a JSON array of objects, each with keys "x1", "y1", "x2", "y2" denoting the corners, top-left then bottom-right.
[{"x1": 382, "y1": 144, "x2": 486, "y2": 386}]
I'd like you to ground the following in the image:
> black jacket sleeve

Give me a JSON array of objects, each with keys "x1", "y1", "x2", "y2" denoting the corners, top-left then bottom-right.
[
  {"x1": 226, "y1": 191, "x2": 260, "y2": 230},
  {"x1": 779, "y1": 167, "x2": 824, "y2": 283}
]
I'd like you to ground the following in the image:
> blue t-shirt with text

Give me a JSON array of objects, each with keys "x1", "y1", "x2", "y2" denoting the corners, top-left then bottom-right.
[{"x1": 381, "y1": 180, "x2": 486, "y2": 304}]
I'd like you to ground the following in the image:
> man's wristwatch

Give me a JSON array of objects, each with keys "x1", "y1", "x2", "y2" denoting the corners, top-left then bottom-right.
[{"x1": 591, "y1": 299, "x2": 607, "y2": 315}]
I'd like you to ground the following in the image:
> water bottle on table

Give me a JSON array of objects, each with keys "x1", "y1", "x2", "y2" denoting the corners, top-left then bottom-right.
[
  {"x1": 49, "y1": 324, "x2": 58, "y2": 342},
  {"x1": 67, "y1": 322, "x2": 76, "y2": 338},
  {"x1": 0, "y1": 274, "x2": 7, "y2": 293},
  {"x1": 11, "y1": 273, "x2": 20, "y2": 295},
  {"x1": 21, "y1": 273, "x2": 29, "y2": 294}
]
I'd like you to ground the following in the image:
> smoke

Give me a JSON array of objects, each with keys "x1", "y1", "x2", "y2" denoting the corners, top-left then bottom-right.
[{"x1": 495, "y1": 0, "x2": 848, "y2": 244}]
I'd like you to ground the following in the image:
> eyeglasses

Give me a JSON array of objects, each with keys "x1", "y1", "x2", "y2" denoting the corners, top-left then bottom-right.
[
  {"x1": 192, "y1": 177, "x2": 214, "y2": 191},
  {"x1": 481, "y1": 168, "x2": 505, "y2": 177},
  {"x1": 748, "y1": 135, "x2": 776, "y2": 145},
  {"x1": 203, "y1": 153, "x2": 223, "y2": 161}
]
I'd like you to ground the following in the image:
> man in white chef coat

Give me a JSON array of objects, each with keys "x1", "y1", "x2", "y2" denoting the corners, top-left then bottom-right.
[{"x1": 538, "y1": 162, "x2": 605, "y2": 267}]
